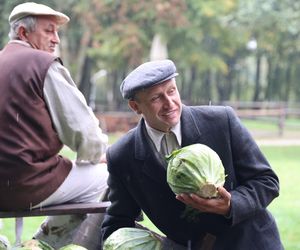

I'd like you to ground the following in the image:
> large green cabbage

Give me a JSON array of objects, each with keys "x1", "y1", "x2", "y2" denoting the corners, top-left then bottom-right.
[
  {"x1": 166, "y1": 143, "x2": 226, "y2": 198},
  {"x1": 103, "y1": 227, "x2": 162, "y2": 250}
]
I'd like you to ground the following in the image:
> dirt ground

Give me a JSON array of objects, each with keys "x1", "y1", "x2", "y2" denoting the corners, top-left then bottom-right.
[{"x1": 251, "y1": 130, "x2": 300, "y2": 146}]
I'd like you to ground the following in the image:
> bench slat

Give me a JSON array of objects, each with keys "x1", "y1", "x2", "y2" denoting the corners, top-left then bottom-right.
[{"x1": 0, "y1": 201, "x2": 110, "y2": 218}]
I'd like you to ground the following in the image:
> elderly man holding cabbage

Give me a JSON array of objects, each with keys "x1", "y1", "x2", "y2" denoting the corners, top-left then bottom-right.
[{"x1": 101, "y1": 60, "x2": 283, "y2": 250}]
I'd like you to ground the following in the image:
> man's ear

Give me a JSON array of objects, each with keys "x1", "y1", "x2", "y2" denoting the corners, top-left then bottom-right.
[
  {"x1": 128, "y1": 100, "x2": 142, "y2": 114},
  {"x1": 18, "y1": 26, "x2": 29, "y2": 41}
]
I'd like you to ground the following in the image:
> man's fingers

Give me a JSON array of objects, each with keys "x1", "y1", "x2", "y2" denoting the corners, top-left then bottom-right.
[{"x1": 217, "y1": 186, "x2": 231, "y2": 202}]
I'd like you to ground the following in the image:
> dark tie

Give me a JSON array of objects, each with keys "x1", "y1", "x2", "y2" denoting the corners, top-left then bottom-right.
[{"x1": 160, "y1": 131, "x2": 178, "y2": 156}]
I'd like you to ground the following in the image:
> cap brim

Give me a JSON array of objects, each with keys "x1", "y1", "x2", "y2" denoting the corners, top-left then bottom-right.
[
  {"x1": 9, "y1": 13, "x2": 69, "y2": 25},
  {"x1": 123, "y1": 72, "x2": 179, "y2": 99},
  {"x1": 9, "y1": 3, "x2": 69, "y2": 25}
]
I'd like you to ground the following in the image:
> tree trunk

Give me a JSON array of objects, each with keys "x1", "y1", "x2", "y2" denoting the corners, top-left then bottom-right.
[
  {"x1": 265, "y1": 56, "x2": 273, "y2": 101},
  {"x1": 224, "y1": 60, "x2": 235, "y2": 101},
  {"x1": 283, "y1": 56, "x2": 293, "y2": 102},
  {"x1": 252, "y1": 54, "x2": 261, "y2": 101},
  {"x1": 78, "y1": 55, "x2": 94, "y2": 105},
  {"x1": 203, "y1": 70, "x2": 212, "y2": 103},
  {"x1": 75, "y1": 29, "x2": 92, "y2": 85}
]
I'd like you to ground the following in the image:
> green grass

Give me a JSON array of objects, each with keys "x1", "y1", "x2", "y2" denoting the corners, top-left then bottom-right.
[
  {"x1": 261, "y1": 146, "x2": 300, "y2": 250},
  {"x1": 1, "y1": 137, "x2": 299, "y2": 249},
  {"x1": 241, "y1": 118, "x2": 279, "y2": 131},
  {"x1": 0, "y1": 217, "x2": 45, "y2": 245}
]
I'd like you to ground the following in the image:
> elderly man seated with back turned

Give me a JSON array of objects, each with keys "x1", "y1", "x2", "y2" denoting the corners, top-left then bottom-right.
[{"x1": 0, "y1": 2, "x2": 108, "y2": 248}]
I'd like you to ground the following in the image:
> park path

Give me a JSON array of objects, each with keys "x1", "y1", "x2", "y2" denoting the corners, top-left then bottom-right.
[{"x1": 256, "y1": 139, "x2": 300, "y2": 146}]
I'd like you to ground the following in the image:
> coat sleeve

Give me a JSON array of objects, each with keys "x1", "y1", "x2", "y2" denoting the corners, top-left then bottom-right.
[
  {"x1": 101, "y1": 143, "x2": 141, "y2": 241},
  {"x1": 225, "y1": 106, "x2": 280, "y2": 226},
  {"x1": 44, "y1": 61, "x2": 108, "y2": 164}
]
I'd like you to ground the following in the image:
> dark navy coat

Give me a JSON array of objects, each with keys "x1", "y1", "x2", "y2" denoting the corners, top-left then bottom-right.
[{"x1": 102, "y1": 105, "x2": 283, "y2": 250}]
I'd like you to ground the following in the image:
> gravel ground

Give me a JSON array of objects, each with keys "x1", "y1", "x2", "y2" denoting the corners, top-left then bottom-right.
[
  {"x1": 256, "y1": 139, "x2": 300, "y2": 146},
  {"x1": 251, "y1": 130, "x2": 300, "y2": 146}
]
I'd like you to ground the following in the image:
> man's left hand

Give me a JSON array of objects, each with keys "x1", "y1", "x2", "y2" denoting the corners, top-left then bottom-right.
[{"x1": 176, "y1": 186, "x2": 231, "y2": 216}]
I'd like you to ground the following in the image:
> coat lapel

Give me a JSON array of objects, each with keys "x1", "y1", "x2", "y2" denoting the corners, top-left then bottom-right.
[
  {"x1": 134, "y1": 120, "x2": 168, "y2": 184},
  {"x1": 181, "y1": 105, "x2": 203, "y2": 146},
  {"x1": 134, "y1": 106, "x2": 208, "y2": 184}
]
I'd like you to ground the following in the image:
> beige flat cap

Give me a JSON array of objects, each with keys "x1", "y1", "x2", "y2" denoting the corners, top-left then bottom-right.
[{"x1": 9, "y1": 2, "x2": 70, "y2": 25}]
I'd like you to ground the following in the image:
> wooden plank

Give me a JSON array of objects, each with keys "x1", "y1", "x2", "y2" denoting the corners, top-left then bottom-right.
[
  {"x1": 0, "y1": 201, "x2": 110, "y2": 218},
  {"x1": 236, "y1": 108, "x2": 285, "y2": 117}
]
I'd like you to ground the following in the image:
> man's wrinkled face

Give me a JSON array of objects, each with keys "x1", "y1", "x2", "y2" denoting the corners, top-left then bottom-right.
[
  {"x1": 129, "y1": 79, "x2": 182, "y2": 132},
  {"x1": 26, "y1": 15, "x2": 60, "y2": 53}
]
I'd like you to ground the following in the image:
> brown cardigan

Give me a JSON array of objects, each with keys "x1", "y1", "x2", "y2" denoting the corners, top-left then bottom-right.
[{"x1": 0, "y1": 43, "x2": 72, "y2": 210}]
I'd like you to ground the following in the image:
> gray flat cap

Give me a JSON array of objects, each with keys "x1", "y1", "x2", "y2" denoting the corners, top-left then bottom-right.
[
  {"x1": 9, "y1": 2, "x2": 69, "y2": 25},
  {"x1": 120, "y1": 59, "x2": 178, "y2": 99}
]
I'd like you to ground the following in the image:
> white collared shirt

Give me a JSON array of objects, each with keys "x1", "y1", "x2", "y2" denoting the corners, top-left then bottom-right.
[
  {"x1": 44, "y1": 61, "x2": 108, "y2": 164},
  {"x1": 145, "y1": 121, "x2": 182, "y2": 154},
  {"x1": 9, "y1": 40, "x2": 108, "y2": 164}
]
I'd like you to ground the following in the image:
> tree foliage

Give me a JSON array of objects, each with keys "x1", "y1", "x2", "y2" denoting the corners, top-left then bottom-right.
[{"x1": 1, "y1": 0, "x2": 300, "y2": 109}]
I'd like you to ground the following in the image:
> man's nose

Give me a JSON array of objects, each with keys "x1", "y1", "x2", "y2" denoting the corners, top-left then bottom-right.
[
  {"x1": 163, "y1": 95, "x2": 173, "y2": 107},
  {"x1": 53, "y1": 31, "x2": 60, "y2": 44}
]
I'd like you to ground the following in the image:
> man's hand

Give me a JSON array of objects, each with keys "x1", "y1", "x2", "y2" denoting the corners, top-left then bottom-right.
[{"x1": 175, "y1": 186, "x2": 231, "y2": 216}]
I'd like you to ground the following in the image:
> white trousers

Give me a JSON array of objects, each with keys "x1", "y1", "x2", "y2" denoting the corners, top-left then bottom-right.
[{"x1": 33, "y1": 161, "x2": 109, "y2": 208}]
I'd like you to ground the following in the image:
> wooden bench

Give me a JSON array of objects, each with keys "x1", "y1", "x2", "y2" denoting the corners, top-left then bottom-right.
[
  {"x1": 0, "y1": 201, "x2": 110, "y2": 218},
  {"x1": 0, "y1": 201, "x2": 111, "y2": 246}
]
